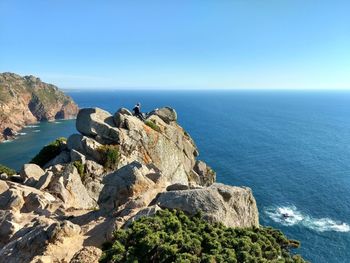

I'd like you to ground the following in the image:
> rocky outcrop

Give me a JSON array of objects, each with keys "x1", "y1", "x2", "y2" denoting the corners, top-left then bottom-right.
[
  {"x1": 149, "y1": 107, "x2": 177, "y2": 124},
  {"x1": 190, "y1": 160, "x2": 216, "y2": 186},
  {"x1": 0, "y1": 218, "x2": 83, "y2": 263},
  {"x1": 46, "y1": 164, "x2": 96, "y2": 210},
  {"x1": 157, "y1": 183, "x2": 259, "y2": 228},
  {"x1": 70, "y1": 246, "x2": 102, "y2": 263},
  {"x1": 0, "y1": 105, "x2": 259, "y2": 262},
  {"x1": 72, "y1": 107, "x2": 198, "y2": 185},
  {"x1": 20, "y1": 164, "x2": 45, "y2": 185},
  {"x1": 76, "y1": 108, "x2": 119, "y2": 144},
  {"x1": 0, "y1": 72, "x2": 79, "y2": 142}
]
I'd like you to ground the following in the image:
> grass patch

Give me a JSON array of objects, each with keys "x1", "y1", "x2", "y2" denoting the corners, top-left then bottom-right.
[
  {"x1": 145, "y1": 120, "x2": 161, "y2": 132},
  {"x1": 30, "y1": 137, "x2": 67, "y2": 167},
  {"x1": 73, "y1": 160, "x2": 85, "y2": 179},
  {"x1": 100, "y1": 209, "x2": 307, "y2": 263},
  {"x1": 0, "y1": 164, "x2": 16, "y2": 176},
  {"x1": 98, "y1": 144, "x2": 120, "y2": 171}
]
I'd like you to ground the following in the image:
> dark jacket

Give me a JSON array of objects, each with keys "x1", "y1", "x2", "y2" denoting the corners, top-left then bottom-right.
[{"x1": 133, "y1": 105, "x2": 141, "y2": 115}]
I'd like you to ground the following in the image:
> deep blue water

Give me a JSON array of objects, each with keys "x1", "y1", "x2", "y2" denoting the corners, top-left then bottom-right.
[{"x1": 1, "y1": 90, "x2": 350, "y2": 262}]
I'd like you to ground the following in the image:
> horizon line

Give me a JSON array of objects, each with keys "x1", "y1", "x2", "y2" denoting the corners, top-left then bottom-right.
[{"x1": 62, "y1": 87, "x2": 350, "y2": 92}]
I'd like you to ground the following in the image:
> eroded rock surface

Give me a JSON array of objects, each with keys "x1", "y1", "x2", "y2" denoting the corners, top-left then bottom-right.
[
  {"x1": 0, "y1": 106, "x2": 259, "y2": 262},
  {"x1": 157, "y1": 183, "x2": 259, "y2": 228}
]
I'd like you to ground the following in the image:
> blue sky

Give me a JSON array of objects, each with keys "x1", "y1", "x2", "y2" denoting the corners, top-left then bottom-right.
[{"x1": 0, "y1": 0, "x2": 349, "y2": 89}]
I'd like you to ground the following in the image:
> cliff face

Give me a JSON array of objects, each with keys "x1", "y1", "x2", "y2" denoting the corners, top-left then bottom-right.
[
  {"x1": 0, "y1": 106, "x2": 259, "y2": 263},
  {"x1": 0, "y1": 72, "x2": 79, "y2": 141}
]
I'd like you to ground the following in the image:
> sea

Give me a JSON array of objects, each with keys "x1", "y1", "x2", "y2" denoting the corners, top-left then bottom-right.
[{"x1": 1, "y1": 90, "x2": 350, "y2": 262}]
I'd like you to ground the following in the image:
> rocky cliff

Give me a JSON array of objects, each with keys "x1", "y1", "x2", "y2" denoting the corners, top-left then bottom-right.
[
  {"x1": 0, "y1": 72, "x2": 79, "y2": 142},
  {"x1": 0, "y1": 106, "x2": 259, "y2": 263}
]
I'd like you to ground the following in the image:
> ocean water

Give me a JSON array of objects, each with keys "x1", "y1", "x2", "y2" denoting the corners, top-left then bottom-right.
[{"x1": 1, "y1": 90, "x2": 350, "y2": 262}]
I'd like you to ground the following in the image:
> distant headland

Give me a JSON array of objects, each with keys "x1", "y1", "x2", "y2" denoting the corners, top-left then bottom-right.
[{"x1": 0, "y1": 72, "x2": 78, "y2": 142}]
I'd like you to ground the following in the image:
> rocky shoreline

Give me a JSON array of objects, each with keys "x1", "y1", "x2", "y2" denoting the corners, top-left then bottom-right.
[
  {"x1": 0, "y1": 106, "x2": 259, "y2": 262},
  {"x1": 0, "y1": 73, "x2": 79, "y2": 142}
]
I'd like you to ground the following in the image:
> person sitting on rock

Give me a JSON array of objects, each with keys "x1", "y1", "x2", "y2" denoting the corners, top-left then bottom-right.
[{"x1": 133, "y1": 102, "x2": 145, "y2": 121}]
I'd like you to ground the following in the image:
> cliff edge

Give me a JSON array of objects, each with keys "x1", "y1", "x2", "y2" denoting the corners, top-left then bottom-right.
[
  {"x1": 0, "y1": 106, "x2": 260, "y2": 262},
  {"x1": 0, "y1": 72, "x2": 79, "y2": 142}
]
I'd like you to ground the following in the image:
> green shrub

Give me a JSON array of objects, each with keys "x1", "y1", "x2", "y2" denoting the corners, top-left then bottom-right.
[
  {"x1": 145, "y1": 120, "x2": 161, "y2": 132},
  {"x1": 0, "y1": 164, "x2": 16, "y2": 176},
  {"x1": 100, "y1": 209, "x2": 307, "y2": 263},
  {"x1": 73, "y1": 160, "x2": 85, "y2": 179},
  {"x1": 98, "y1": 144, "x2": 120, "y2": 171},
  {"x1": 30, "y1": 137, "x2": 67, "y2": 167}
]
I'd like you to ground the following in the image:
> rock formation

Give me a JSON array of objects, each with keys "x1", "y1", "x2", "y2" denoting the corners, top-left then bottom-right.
[
  {"x1": 0, "y1": 72, "x2": 79, "y2": 142},
  {"x1": 0, "y1": 106, "x2": 259, "y2": 263}
]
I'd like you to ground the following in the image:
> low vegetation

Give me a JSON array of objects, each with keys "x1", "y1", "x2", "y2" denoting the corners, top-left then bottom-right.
[
  {"x1": 0, "y1": 164, "x2": 16, "y2": 176},
  {"x1": 100, "y1": 209, "x2": 307, "y2": 263},
  {"x1": 30, "y1": 137, "x2": 67, "y2": 167},
  {"x1": 98, "y1": 144, "x2": 120, "y2": 170},
  {"x1": 145, "y1": 120, "x2": 161, "y2": 132},
  {"x1": 73, "y1": 160, "x2": 85, "y2": 179}
]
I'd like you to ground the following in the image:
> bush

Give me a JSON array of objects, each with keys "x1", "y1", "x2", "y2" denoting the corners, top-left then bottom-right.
[
  {"x1": 98, "y1": 144, "x2": 120, "y2": 171},
  {"x1": 0, "y1": 164, "x2": 16, "y2": 176},
  {"x1": 100, "y1": 209, "x2": 307, "y2": 263},
  {"x1": 145, "y1": 120, "x2": 161, "y2": 132},
  {"x1": 73, "y1": 160, "x2": 85, "y2": 179},
  {"x1": 30, "y1": 137, "x2": 67, "y2": 167}
]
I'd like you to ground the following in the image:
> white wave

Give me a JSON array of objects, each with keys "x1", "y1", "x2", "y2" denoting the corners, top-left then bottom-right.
[
  {"x1": 304, "y1": 218, "x2": 350, "y2": 233},
  {"x1": 3, "y1": 139, "x2": 14, "y2": 143},
  {"x1": 18, "y1": 132, "x2": 26, "y2": 136},
  {"x1": 264, "y1": 205, "x2": 349, "y2": 233},
  {"x1": 53, "y1": 121, "x2": 62, "y2": 124},
  {"x1": 25, "y1": 125, "x2": 39, "y2": 128},
  {"x1": 265, "y1": 206, "x2": 303, "y2": 226},
  {"x1": 32, "y1": 130, "x2": 40, "y2": 133}
]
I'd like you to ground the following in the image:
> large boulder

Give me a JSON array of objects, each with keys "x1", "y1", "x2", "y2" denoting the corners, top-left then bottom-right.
[
  {"x1": 98, "y1": 161, "x2": 163, "y2": 210},
  {"x1": 67, "y1": 134, "x2": 104, "y2": 163},
  {"x1": 35, "y1": 171, "x2": 53, "y2": 190},
  {"x1": 47, "y1": 164, "x2": 96, "y2": 210},
  {"x1": 149, "y1": 107, "x2": 177, "y2": 124},
  {"x1": 113, "y1": 108, "x2": 132, "y2": 128},
  {"x1": 156, "y1": 183, "x2": 259, "y2": 228},
  {"x1": 20, "y1": 164, "x2": 45, "y2": 182},
  {"x1": 76, "y1": 108, "x2": 120, "y2": 144}
]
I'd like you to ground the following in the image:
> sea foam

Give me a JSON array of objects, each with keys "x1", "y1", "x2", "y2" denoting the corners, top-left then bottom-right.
[
  {"x1": 3, "y1": 139, "x2": 14, "y2": 143},
  {"x1": 264, "y1": 205, "x2": 350, "y2": 233}
]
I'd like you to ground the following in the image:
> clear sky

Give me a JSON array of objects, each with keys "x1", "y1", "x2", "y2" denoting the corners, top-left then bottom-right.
[{"x1": 0, "y1": 0, "x2": 349, "y2": 90}]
